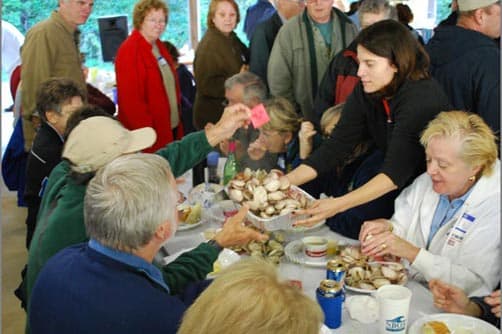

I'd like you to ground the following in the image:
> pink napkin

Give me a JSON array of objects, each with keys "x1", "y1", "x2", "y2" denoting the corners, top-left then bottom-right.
[{"x1": 250, "y1": 103, "x2": 270, "y2": 128}]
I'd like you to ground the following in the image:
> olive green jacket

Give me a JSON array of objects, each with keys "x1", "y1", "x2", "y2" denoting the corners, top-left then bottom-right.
[{"x1": 26, "y1": 131, "x2": 216, "y2": 308}]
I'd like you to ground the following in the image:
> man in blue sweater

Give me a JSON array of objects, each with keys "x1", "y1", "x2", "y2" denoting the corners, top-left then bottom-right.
[{"x1": 28, "y1": 154, "x2": 266, "y2": 334}]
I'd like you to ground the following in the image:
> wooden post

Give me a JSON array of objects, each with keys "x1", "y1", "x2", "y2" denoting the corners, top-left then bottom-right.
[{"x1": 189, "y1": 0, "x2": 199, "y2": 49}]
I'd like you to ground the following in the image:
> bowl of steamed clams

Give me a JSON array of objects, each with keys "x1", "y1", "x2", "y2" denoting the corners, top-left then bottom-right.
[
  {"x1": 334, "y1": 246, "x2": 408, "y2": 293},
  {"x1": 226, "y1": 168, "x2": 324, "y2": 231}
]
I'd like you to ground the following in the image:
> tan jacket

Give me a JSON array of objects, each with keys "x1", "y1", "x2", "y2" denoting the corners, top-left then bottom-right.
[{"x1": 21, "y1": 11, "x2": 86, "y2": 151}]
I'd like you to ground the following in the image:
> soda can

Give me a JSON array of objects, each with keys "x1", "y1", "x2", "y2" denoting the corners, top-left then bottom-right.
[
  {"x1": 327, "y1": 259, "x2": 346, "y2": 283},
  {"x1": 316, "y1": 279, "x2": 345, "y2": 329}
]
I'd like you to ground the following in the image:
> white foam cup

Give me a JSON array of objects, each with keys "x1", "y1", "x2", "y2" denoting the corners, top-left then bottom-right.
[{"x1": 376, "y1": 285, "x2": 412, "y2": 334}]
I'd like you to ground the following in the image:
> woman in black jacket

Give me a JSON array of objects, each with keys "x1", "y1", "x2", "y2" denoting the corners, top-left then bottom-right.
[{"x1": 288, "y1": 20, "x2": 451, "y2": 228}]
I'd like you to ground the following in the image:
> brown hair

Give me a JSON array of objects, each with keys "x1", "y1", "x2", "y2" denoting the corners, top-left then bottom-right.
[
  {"x1": 133, "y1": 0, "x2": 168, "y2": 30},
  {"x1": 207, "y1": 0, "x2": 240, "y2": 30},
  {"x1": 162, "y1": 40, "x2": 179, "y2": 61},
  {"x1": 355, "y1": 19, "x2": 430, "y2": 98},
  {"x1": 36, "y1": 77, "x2": 86, "y2": 123},
  {"x1": 396, "y1": 3, "x2": 414, "y2": 24}
]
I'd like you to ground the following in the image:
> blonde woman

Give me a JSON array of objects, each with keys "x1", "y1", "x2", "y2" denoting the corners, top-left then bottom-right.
[
  {"x1": 360, "y1": 111, "x2": 500, "y2": 296},
  {"x1": 178, "y1": 258, "x2": 324, "y2": 334}
]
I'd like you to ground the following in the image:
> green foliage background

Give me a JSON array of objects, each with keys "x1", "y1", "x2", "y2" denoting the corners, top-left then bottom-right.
[
  {"x1": 2, "y1": 0, "x2": 452, "y2": 68},
  {"x1": 2, "y1": 0, "x2": 255, "y2": 68}
]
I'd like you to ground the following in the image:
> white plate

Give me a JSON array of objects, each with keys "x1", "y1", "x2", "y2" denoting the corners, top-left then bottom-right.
[
  {"x1": 177, "y1": 219, "x2": 205, "y2": 231},
  {"x1": 344, "y1": 284, "x2": 378, "y2": 294},
  {"x1": 408, "y1": 313, "x2": 499, "y2": 334},
  {"x1": 284, "y1": 239, "x2": 339, "y2": 267}
]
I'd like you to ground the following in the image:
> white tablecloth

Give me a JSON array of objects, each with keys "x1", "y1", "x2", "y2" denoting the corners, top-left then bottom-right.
[{"x1": 164, "y1": 213, "x2": 440, "y2": 332}]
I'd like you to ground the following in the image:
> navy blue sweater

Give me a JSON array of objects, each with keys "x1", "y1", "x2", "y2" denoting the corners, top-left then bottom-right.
[
  {"x1": 426, "y1": 25, "x2": 500, "y2": 135},
  {"x1": 29, "y1": 242, "x2": 188, "y2": 334}
]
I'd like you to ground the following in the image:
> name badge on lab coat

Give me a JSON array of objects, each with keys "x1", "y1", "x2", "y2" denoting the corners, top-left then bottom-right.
[{"x1": 446, "y1": 213, "x2": 476, "y2": 247}]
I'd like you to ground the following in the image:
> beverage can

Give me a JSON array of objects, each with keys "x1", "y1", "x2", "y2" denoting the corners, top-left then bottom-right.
[
  {"x1": 327, "y1": 259, "x2": 346, "y2": 283},
  {"x1": 316, "y1": 279, "x2": 344, "y2": 329},
  {"x1": 317, "y1": 279, "x2": 343, "y2": 297}
]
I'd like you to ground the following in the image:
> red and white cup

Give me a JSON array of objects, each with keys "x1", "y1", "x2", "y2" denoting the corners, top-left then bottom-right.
[{"x1": 303, "y1": 236, "x2": 328, "y2": 258}]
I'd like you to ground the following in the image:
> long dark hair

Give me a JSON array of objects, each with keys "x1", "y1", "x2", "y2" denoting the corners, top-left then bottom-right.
[{"x1": 356, "y1": 19, "x2": 430, "y2": 98}]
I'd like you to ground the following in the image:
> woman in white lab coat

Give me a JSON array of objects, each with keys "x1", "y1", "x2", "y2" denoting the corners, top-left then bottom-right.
[{"x1": 359, "y1": 111, "x2": 500, "y2": 297}]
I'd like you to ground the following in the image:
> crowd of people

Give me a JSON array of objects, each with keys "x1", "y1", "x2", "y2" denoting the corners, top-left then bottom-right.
[{"x1": 3, "y1": 0, "x2": 500, "y2": 332}]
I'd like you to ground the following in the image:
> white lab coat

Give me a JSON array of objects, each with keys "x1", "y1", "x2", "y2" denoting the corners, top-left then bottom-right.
[{"x1": 391, "y1": 160, "x2": 500, "y2": 296}]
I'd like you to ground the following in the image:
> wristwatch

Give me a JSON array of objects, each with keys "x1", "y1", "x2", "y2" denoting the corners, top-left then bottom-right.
[{"x1": 207, "y1": 239, "x2": 223, "y2": 252}]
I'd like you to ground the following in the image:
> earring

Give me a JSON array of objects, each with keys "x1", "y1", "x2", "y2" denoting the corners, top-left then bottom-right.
[{"x1": 468, "y1": 175, "x2": 476, "y2": 182}]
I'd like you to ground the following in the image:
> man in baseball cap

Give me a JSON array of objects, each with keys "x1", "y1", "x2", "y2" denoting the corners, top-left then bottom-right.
[
  {"x1": 426, "y1": 0, "x2": 500, "y2": 135},
  {"x1": 25, "y1": 103, "x2": 253, "y2": 315}
]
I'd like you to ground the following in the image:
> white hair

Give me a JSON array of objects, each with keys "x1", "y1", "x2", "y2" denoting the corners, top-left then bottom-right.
[
  {"x1": 358, "y1": 0, "x2": 397, "y2": 21},
  {"x1": 84, "y1": 154, "x2": 178, "y2": 252}
]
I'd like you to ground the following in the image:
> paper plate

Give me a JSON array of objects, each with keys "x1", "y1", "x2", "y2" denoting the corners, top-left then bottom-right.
[{"x1": 408, "y1": 313, "x2": 499, "y2": 334}]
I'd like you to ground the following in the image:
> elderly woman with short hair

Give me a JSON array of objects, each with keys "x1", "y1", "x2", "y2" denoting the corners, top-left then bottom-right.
[
  {"x1": 115, "y1": 0, "x2": 183, "y2": 153},
  {"x1": 360, "y1": 111, "x2": 500, "y2": 296}
]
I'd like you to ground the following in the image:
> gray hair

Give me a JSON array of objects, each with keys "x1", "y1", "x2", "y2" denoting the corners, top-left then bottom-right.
[
  {"x1": 84, "y1": 154, "x2": 178, "y2": 252},
  {"x1": 358, "y1": 0, "x2": 397, "y2": 22},
  {"x1": 224, "y1": 72, "x2": 268, "y2": 106}
]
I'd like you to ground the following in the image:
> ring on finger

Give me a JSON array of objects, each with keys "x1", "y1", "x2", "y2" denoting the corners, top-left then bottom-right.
[{"x1": 381, "y1": 243, "x2": 387, "y2": 250}]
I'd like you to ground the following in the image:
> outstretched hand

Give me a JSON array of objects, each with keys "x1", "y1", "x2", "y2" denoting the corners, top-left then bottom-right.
[
  {"x1": 429, "y1": 279, "x2": 472, "y2": 315},
  {"x1": 214, "y1": 206, "x2": 268, "y2": 248},
  {"x1": 298, "y1": 121, "x2": 316, "y2": 159},
  {"x1": 206, "y1": 103, "x2": 252, "y2": 146},
  {"x1": 293, "y1": 197, "x2": 340, "y2": 227},
  {"x1": 484, "y1": 290, "x2": 501, "y2": 318}
]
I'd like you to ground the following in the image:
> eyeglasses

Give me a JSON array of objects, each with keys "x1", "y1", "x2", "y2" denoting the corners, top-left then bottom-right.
[
  {"x1": 259, "y1": 129, "x2": 282, "y2": 140},
  {"x1": 287, "y1": 0, "x2": 306, "y2": 4},
  {"x1": 305, "y1": 0, "x2": 332, "y2": 3},
  {"x1": 145, "y1": 18, "x2": 166, "y2": 26}
]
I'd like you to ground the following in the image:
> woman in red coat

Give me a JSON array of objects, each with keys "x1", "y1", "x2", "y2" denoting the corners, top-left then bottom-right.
[{"x1": 115, "y1": 0, "x2": 183, "y2": 153}]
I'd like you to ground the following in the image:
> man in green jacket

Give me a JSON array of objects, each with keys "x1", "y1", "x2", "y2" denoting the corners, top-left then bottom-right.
[
  {"x1": 267, "y1": 0, "x2": 357, "y2": 122},
  {"x1": 29, "y1": 153, "x2": 265, "y2": 333},
  {"x1": 26, "y1": 103, "x2": 256, "y2": 310}
]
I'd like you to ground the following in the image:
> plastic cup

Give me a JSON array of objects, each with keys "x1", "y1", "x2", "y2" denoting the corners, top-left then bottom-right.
[
  {"x1": 376, "y1": 285, "x2": 412, "y2": 334},
  {"x1": 302, "y1": 236, "x2": 328, "y2": 258},
  {"x1": 279, "y1": 262, "x2": 304, "y2": 290}
]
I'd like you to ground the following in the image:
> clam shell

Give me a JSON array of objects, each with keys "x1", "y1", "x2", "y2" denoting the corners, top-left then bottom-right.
[
  {"x1": 264, "y1": 179, "x2": 281, "y2": 192},
  {"x1": 268, "y1": 191, "x2": 286, "y2": 201},
  {"x1": 381, "y1": 266, "x2": 399, "y2": 280},
  {"x1": 229, "y1": 189, "x2": 243, "y2": 202},
  {"x1": 372, "y1": 278, "x2": 391, "y2": 289}
]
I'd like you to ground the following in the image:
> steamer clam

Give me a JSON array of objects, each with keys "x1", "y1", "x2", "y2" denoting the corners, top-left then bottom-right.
[{"x1": 333, "y1": 247, "x2": 407, "y2": 291}]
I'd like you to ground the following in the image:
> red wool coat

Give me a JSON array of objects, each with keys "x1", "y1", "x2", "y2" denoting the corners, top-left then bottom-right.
[{"x1": 115, "y1": 29, "x2": 183, "y2": 153}]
